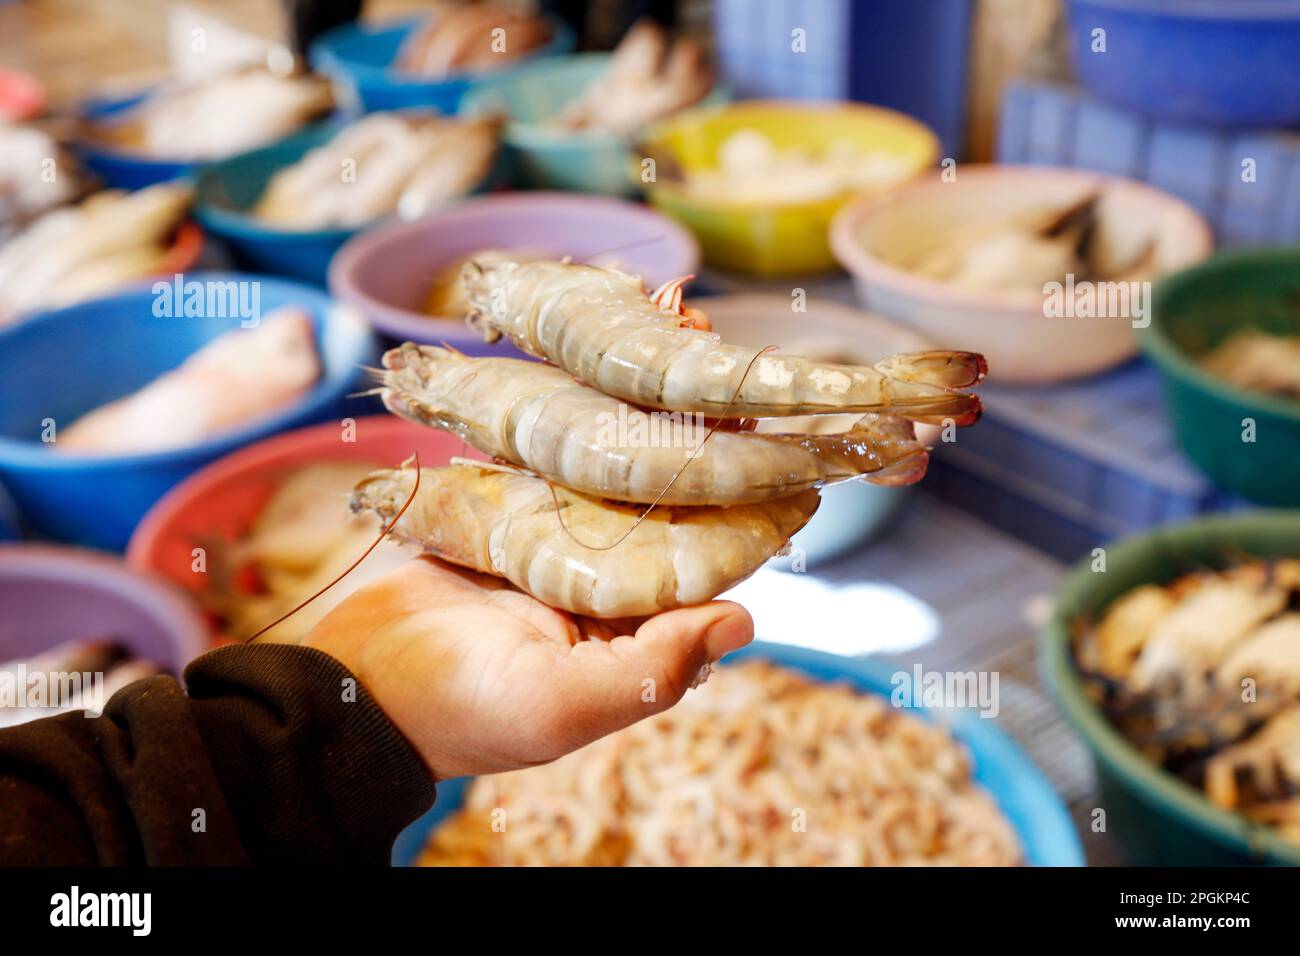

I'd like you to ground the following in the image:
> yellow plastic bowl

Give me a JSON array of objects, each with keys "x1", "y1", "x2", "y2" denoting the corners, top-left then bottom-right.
[{"x1": 639, "y1": 100, "x2": 939, "y2": 277}]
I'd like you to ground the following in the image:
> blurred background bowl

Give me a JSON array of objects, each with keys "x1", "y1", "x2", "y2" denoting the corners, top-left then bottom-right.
[
  {"x1": 73, "y1": 91, "x2": 199, "y2": 189},
  {"x1": 0, "y1": 67, "x2": 47, "y2": 121},
  {"x1": 640, "y1": 99, "x2": 939, "y2": 277},
  {"x1": 0, "y1": 274, "x2": 376, "y2": 551},
  {"x1": 193, "y1": 124, "x2": 361, "y2": 286},
  {"x1": 310, "y1": 16, "x2": 574, "y2": 114},
  {"x1": 0, "y1": 481, "x2": 20, "y2": 542},
  {"x1": 831, "y1": 164, "x2": 1214, "y2": 383},
  {"x1": 193, "y1": 117, "x2": 501, "y2": 286},
  {"x1": 1068, "y1": 0, "x2": 1300, "y2": 128},
  {"x1": 1140, "y1": 247, "x2": 1300, "y2": 506},
  {"x1": 463, "y1": 52, "x2": 728, "y2": 196},
  {"x1": 127, "y1": 416, "x2": 473, "y2": 644},
  {"x1": 698, "y1": 294, "x2": 935, "y2": 566},
  {"x1": 393, "y1": 640, "x2": 1085, "y2": 866},
  {"x1": 329, "y1": 191, "x2": 699, "y2": 352},
  {"x1": 1040, "y1": 510, "x2": 1300, "y2": 865},
  {"x1": 0, "y1": 543, "x2": 210, "y2": 672}
]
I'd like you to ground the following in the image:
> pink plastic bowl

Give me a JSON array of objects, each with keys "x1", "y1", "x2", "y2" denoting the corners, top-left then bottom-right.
[
  {"x1": 0, "y1": 544, "x2": 210, "y2": 671},
  {"x1": 126, "y1": 416, "x2": 479, "y2": 643},
  {"x1": 328, "y1": 191, "x2": 700, "y2": 354}
]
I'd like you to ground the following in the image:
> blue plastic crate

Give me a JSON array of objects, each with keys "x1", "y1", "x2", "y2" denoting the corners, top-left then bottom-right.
[
  {"x1": 926, "y1": 360, "x2": 1245, "y2": 562},
  {"x1": 998, "y1": 78, "x2": 1300, "y2": 246},
  {"x1": 711, "y1": 0, "x2": 972, "y2": 157}
]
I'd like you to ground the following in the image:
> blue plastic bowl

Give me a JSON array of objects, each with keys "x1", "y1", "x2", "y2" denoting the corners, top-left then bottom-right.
[
  {"x1": 0, "y1": 274, "x2": 376, "y2": 551},
  {"x1": 74, "y1": 93, "x2": 198, "y2": 189},
  {"x1": 392, "y1": 641, "x2": 1085, "y2": 866},
  {"x1": 0, "y1": 481, "x2": 19, "y2": 542},
  {"x1": 75, "y1": 90, "x2": 336, "y2": 190},
  {"x1": 195, "y1": 117, "x2": 502, "y2": 286},
  {"x1": 311, "y1": 15, "x2": 575, "y2": 114},
  {"x1": 1068, "y1": 0, "x2": 1300, "y2": 127}
]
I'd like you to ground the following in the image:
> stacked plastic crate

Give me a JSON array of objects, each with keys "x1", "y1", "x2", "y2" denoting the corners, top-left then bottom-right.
[{"x1": 926, "y1": 2, "x2": 1300, "y2": 560}]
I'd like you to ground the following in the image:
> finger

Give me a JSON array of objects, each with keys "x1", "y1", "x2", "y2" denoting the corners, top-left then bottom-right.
[
  {"x1": 635, "y1": 600, "x2": 753, "y2": 667},
  {"x1": 541, "y1": 602, "x2": 753, "y2": 752}
]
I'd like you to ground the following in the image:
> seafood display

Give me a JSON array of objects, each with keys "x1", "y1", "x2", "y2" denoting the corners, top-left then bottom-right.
[
  {"x1": 379, "y1": 343, "x2": 930, "y2": 505},
  {"x1": 354, "y1": 257, "x2": 983, "y2": 616},
  {"x1": 0, "y1": 182, "x2": 192, "y2": 325},
  {"x1": 56, "y1": 307, "x2": 320, "y2": 454},
  {"x1": 1074, "y1": 559, "x2": 1300, "y2": 846},
  {"x1": 352, "y1": 465, "x2": 820, "y2": 618},
  {"x1": 1202, "y1": 329, "x2": 1300, "y2": 401},
  {"x1": 207, "y1": 462, "x2": 410, "y2": 644},
  {"x1": 253, "y1": 114, "x2": 500, "y2": 229},
  {"x1": 903, "y1": 191, "x2": 1157, "y2": 293},
  {"x1": 0, "y1": 640, "x2": 159, "y2": 729},
  {"x1": 681, "y1": 129, "x2": 918, "y2": 205},
  {"x1": 396, "y1": 4, "x2": 552, "y2": 78},
  {"x1": 420, "y1": 659, "x2": 1022, "y2": 866},
  {"x1": 463, "y1": 259, "x2": 986, "y2": 422},
  {"x1": 551, "y1": 20, "x2": 712, "y2": 134},
  {"x1": 83, "y1": 68, "x2": 332, "y2": 160}
]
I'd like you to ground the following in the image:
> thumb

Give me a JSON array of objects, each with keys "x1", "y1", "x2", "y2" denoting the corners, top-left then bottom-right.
[{"x1": 544, "y1": 601, "x2": 753, "y2": 753}]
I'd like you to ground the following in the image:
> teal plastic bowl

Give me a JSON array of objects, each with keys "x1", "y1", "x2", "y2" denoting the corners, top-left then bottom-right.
[
  {"x1": 1040, "y1": 510, "x2": 1300, "y2": 865},
  {"x1": 1141, "y1": 247, "x2": 1300, "y2": 506},
  {"x1": 311, "y1": 16, "x2": 574, "y2": 114},
  {"x1": 194, "y1": 124, "x2": 353, "y2": 286},
  {"x1": 394, "y1": 641, "x2": 1084, "y2": 866},
  {"x1": 463, "y1": 53, "x2": 726, "y2": 196},
  {"x1": 194, "y1": 117, "x2": 501, "y2": 286}
]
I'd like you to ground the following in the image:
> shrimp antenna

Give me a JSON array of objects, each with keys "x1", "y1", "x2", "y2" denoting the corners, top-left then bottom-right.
[
  {"x1": 578, "y1": 233, "x2": 666, "y2": 262},
  {"x1": 242, "y1": 453, "x2": 423, "y2": 644},
  {"x1": 545, "y1": 347, "x2": 777, "y2": 552}
]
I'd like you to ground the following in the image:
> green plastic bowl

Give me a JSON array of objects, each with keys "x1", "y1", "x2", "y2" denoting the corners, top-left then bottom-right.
[
  {"x1": 1040, "y1": 510, "x2": 1300, "y2": 865},
  {"x1": 1141, "y1": 247, "x2": 1300, "y2": 506},
  {"x1": 462, "y1": 53, "x2": 726, "y2": 196}
]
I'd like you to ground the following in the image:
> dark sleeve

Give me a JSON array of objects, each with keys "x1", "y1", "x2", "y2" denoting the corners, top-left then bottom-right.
[{"x1": 0, "y1": 644, "x2": 435, "y2": 866}]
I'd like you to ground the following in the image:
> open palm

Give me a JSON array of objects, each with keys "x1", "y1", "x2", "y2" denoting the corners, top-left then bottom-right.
[{"x1": 305, "y1": 557, "x2": 753, "y2": 780}]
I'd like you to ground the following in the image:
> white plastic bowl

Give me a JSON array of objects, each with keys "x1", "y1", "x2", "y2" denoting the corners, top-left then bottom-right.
[
  {"x1": 830, "y1": 164, "x2": 1213, "y2": 383},
  {"x1": 700, "y1": 294, "x2": 935, "y2": 566}
]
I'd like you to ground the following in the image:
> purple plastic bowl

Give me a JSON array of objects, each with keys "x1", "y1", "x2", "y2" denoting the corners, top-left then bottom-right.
[
  {"x1": 0, "y1": 544, "x2": 210, "y2": 673},
  {"x1": 328, "y1": 192, "x2": 700, "y2": 354}
]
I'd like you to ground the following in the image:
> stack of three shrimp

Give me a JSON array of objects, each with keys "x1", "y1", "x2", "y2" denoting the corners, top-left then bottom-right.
[{"x1": 351, "y1": 259, "x2": 986, "y2": 618}]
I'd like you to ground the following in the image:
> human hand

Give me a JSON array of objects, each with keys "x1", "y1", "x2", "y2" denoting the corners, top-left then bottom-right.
[{"x1": 304, "y1": 557, "x2": 753, "y2": 780}]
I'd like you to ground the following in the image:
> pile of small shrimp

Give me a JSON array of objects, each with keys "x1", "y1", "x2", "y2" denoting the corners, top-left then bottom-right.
[
  {"x1": 418, "y1": 660, "x2": 1022, "y2": 866},
  {"x1": 351, "y1": 259, "x2": 986, "y2": 618}
]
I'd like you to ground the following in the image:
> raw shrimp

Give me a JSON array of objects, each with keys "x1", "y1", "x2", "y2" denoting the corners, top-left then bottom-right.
[
  {"x1": 350, "y1": 464, "x2": 820, "y2": 617},
  {"x1": 379, "y1": 343, "x2": 929, "y2": 505},
  {"x1": 462, "y1": 259, "x2": 985, "y2": 423}
]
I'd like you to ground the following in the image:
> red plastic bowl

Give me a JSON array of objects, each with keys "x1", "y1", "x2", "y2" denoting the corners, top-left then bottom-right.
[{"x1": 126, "y1": 415, "x2": 480, "y2": 643}]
